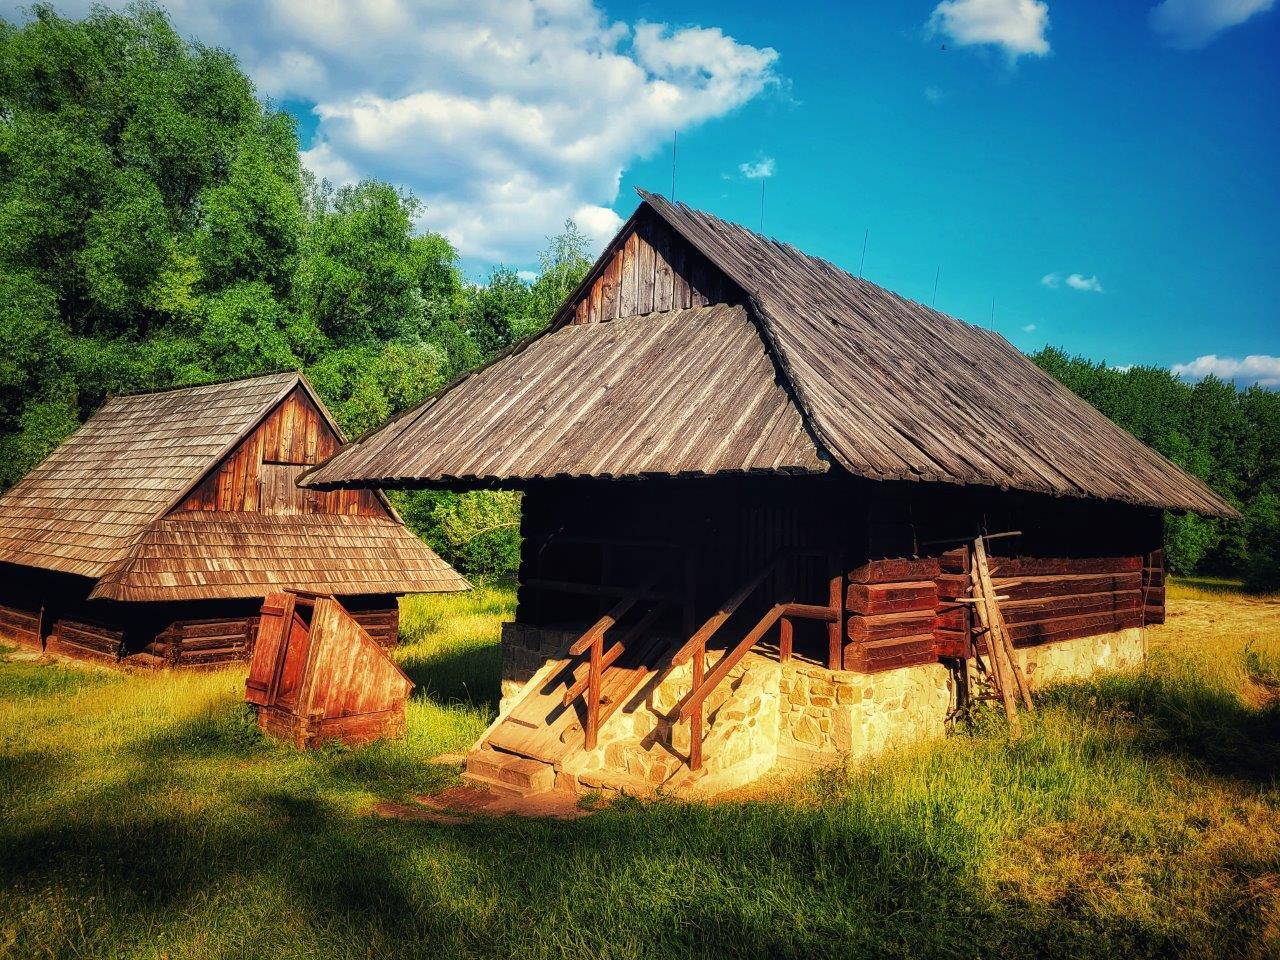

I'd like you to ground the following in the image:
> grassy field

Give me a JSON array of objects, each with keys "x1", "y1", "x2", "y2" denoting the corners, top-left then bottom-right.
[{"x1": 2, "y1": 581, "x2": 1279, "y2": 959}]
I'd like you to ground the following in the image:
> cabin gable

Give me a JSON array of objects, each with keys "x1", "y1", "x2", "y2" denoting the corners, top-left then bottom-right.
[
  {"x1": 566, "y1": 207, "x2": 744, "y2": 326},
  {"x1": 177, "y1": 387, "x2": 385, "y2": 518}
]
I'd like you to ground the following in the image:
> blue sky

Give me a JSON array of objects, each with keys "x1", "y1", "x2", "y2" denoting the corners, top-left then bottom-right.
[
  {"x1": 606, "y1": 0, "x2": 1279, "y2": 377},
  {"x1": 6, "y1": 0, "x2": 1275, "y2": 381}
]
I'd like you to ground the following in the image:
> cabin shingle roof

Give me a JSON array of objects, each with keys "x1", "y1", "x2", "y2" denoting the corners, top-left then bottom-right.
[
  {"x1": 303, "y1": 192, "x2": 1235, "y2": 518},
  {"x1": 303, "y1": 304, "x2": 824, "y2": 485},
  {"x1": 0, "y1": 372, "x2": 468, "y2": 597}
]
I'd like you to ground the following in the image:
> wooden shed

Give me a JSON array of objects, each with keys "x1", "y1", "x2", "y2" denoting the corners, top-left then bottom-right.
[
  {"x1": 247, "y1": 592, "x2": 415, "y2": 748},
  {"x1": 303, "y1": 190, "x2": 1235, "y2": 795},
  {"x1": 0, "y1": 372, "x2": 467, "y2": 667}
]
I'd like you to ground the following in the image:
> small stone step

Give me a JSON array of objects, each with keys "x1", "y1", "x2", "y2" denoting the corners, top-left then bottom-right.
[{"x1": 463, "y1": 747, "x2": 556, "y2": 796}]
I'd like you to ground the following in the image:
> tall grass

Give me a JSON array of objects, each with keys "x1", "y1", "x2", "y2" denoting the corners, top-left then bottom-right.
[{"x1": 1, "y1": 582, "x2": 1278, "y2": 959}]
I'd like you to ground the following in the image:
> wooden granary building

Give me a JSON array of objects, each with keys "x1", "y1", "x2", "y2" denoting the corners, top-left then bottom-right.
[
  {"x1": 0, "y1": 372, "x2": 466, "y2": 667},
  {"x1": 304, "y1": 190, "x2": 1235, "y2": 795}
]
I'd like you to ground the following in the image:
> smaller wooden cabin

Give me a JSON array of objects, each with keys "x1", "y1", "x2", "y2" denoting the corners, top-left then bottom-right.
[
  {"x1": 247, "y1": 592, "x2": 414, "y2": 748},
  {"x1": 0, "y1": 372, "x2": 467, "y2": 667}
]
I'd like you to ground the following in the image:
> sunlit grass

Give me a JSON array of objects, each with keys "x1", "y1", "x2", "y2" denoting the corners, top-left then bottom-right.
[{"x1": 2, "y1": 581, "x2": 1279, "y2": 959}]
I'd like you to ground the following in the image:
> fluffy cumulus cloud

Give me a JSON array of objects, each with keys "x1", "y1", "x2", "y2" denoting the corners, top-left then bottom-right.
[
  {"x1": 926, "y1": 0, "x2": 1051, "y2": 61},
  {"x1": 8, "y1": 0, "x2": 778, "y2": 263},
  {"x1": 738, "y1": 157, "x2": 776, "y2": 179},
  {"x1": 1171, "y1": 354, "x2": 1280, "y2": 387},
  {"x1": 1041, "y1": 271, "x2": 1103, "y2": 292},
  {"x1": 1149, "y1": 0, "x2": 1275, "y2": 49}
]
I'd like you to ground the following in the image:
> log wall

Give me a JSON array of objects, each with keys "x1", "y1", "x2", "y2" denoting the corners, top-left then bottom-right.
[{"x1": 0, "y1": 601, "x2": 42, "y2": 649}]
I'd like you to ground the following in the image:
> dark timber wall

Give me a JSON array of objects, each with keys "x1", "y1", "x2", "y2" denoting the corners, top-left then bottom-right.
[{"x1": 513, "y1": 472, "x2": 1164, "y2": 673}]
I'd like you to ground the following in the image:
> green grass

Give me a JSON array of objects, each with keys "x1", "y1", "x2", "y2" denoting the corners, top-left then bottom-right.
[{"x1": 3, "y1": 583, "x2": 1280, "y2": 959}]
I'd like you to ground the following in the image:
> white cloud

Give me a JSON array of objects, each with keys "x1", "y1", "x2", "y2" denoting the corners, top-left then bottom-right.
[
  {"x1": 4, "y1": 0, "x2": 778, "y2": 263},
  {"x1": 1065, "y1": 273, "x2": 1103, "y2": 292},
  {"x1": 924, "y1": 86, "x2": 945, "y2": 104},
  {"x1": 1042, "y1": 271, "x2": 1103, "y2": 292},
  {"x1": 1112, "y1": 364, "x2": 1134, "y2": 373},
  {"x1": 1021, "y1": 322, "x2": 1037, "y2": 332},
  {"x1": 926, "y1": 0, "x2": 1051, "y2": 61},
  {"x1": 739, "y1": 157, "x2": 776, "y2": 179},
  {"x1": 1171, "y1": 354, "x2": 1280, "y2": 387},
  {"x1": 516, "y1": 269, "x2": 539, "y2": 282},
  {"x1": 1150, "y1": 0, "x2": 1274, "y2": 49}
]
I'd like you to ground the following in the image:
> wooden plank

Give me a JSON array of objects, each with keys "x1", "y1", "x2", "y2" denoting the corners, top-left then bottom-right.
[
  {"x1": 849, "y1": 557, "x2": 941, "y2": 584},
  {"x1": 988, "y1": 556, "x2": 1142, "y2": 577},
  {"x1": 846, "y1": 580, "x2": 938, "y2": 614},
  {"x1": 847, "y1": 609, "x2": 936, "y2": 642},
  {"x1": 843, "y1": 634, "x2": 936, "y2": 672}
]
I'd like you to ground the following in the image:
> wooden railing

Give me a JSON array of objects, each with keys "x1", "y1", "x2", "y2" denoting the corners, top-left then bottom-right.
[
  {"x1": 669, "y1": 549, "x2": 843, "y2": 772},
  {"x1": 555, "y1": 567, "x2": 691, "y2": 752}
]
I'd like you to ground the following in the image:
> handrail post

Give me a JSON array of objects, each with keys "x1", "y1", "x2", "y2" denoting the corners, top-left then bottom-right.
[
  {"x1": 827, "y1": 552, "x2": 844, "y2": 671},
  {"x1": 779, "y1": 616, "x2": 793, "y2": 662},
  {"x1": 689, "y1": 638, "x2": 704, "y2": 772},
  {"x1": 585, "y1": 631, "x2": 603, "y2": 750}
]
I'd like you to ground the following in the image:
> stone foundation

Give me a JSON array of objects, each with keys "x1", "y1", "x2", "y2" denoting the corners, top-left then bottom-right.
[{"x1": 495, "y1": 622, "x2": 1148, "y2": 794}]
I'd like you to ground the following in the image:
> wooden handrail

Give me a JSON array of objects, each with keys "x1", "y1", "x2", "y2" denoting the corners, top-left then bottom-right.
[
  {"x1": 667, "y1": 548, "x2": 843, "y2": 772},
  {"x1": 567, "y1": 573, "x2": 665, "y2": 656},
  {"x1": 676, "y1": 603, "x2": 787, "y2": 723},
  {"x1": 670, "y1": 548, "x2": 796, "y2": 667},
  {"x1": 561, "y1": 600, "x2": 670, "y2": 706},
  {"x1": 674, "y1": 600, "x2": 837, "y2": 723}
]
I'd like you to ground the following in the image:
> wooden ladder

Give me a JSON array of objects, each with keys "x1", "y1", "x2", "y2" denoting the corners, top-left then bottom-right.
[{"x1": 963, "y1": 535, "x2": 1035, "y2": 738}]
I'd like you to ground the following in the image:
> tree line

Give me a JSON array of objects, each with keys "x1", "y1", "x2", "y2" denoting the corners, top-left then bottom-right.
[
  {"x1": 1032, "y1": 348, "x2": 1279, "y2": 589},
  {"x1": 1, "y1": 4, "x2": 1274, "y2": 586}
]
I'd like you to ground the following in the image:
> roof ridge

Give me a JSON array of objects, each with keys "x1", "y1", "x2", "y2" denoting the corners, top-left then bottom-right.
[{"x1": 106, "y1": 368, "x2": 300, "y2": 401}]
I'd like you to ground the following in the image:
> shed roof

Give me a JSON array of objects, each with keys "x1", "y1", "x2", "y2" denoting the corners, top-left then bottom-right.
[
  {"x1": 304, "y1": 192, "x2": 1234, "y2": 518},
  {"x1": 90, "y1": 512, "x2": 465, "y2": 601},
  {"x1": 0, "y1": 372, "x2": 468, "y2": 597}
]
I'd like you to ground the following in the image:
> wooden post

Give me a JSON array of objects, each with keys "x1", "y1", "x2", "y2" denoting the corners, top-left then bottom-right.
[
  {"x1": 971, "y1": 537, "x2": 1022, "y2": 738},
  {"x1": 586, "y1": 632, "x2": 602, "y2": 751},
  {"x1": 827, "y1": 557, "x2": 843, "y2": 671},
  {"x1": 972, "y1": 537, "x2": 1034, "y2": 713},
  {"x1": 689, "y1": 639, "x2": 704, "y2": 771},
  {"x1": 779, "y1": 617, "x2": 793, "y2": 662}
]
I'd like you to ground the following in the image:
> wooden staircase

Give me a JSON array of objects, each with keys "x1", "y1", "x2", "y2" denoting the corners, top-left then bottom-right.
[
  {"x1": 462, "y1": 627, "x2": 676, "y2": 796},
  {"x1": 461, "y1": 549, "x2": 844, "y2": 797}
]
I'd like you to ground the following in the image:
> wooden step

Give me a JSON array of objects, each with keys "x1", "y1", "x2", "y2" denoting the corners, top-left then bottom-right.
[
  {"x1": 462, "y1": 747, "x2": 556, "y2": 796},
  {"x1": 485, "y1": 632, "x2": 675, "y2": 765}
]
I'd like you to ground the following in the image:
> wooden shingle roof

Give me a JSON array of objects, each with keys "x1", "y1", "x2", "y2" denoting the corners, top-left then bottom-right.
[
  {"x1": 91, "y1": 512, "x2": 466, "y2": 601},
  {"x1": 0, "y1": 372, "x2": 468, "y2": 597},
  {"x1": 303, "y1": 304, "x2": 824, "y2": 485},
  {"x1": 304, "y1": 192, "x2": 1235, "y2": 518},
  {"x1": 0, "y1": 373, "x2": 301, "y2": 578}
]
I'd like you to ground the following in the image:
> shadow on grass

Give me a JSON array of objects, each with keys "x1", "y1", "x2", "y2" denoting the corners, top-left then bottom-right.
[
  {"x1": 400, "y1": 642, "x2": 501, "y2": 711},
  {"x1": 0, "y1": 753, "x2": 1233, "y2": 960},
  {"x1": 1042, "y1": 669, "x2": 1280, "y2": 784}
]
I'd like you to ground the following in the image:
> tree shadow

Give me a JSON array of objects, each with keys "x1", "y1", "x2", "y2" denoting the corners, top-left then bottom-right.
[
  {"x1": 3, "y1": 757, "x2": 1256, "y2": 959},
  {"x1": 1041, "y1": 670, "x2": 1280, "y2": 784},
  {"x1": 399, "y1": 642, "x2": 501, "y2": 711}
]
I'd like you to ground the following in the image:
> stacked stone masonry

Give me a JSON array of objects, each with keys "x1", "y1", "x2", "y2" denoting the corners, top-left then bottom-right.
[{"x1": 496, "y1": 621, "x2": 1149, "y2": 796}]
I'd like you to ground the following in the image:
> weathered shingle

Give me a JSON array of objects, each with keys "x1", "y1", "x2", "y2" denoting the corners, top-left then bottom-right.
[
  {"x1": 305, "y1": 304, "x2": 825, "y2": 485},
  {"x1": 0, "y1": 373, "x2": 299, "y2": 577},
  {"x1": 92, "y1": 512, "x2": 467, "y2": 601},
  {"x1": 304, "y1": 192, "x2": 1234, "y2": 518}
]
